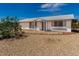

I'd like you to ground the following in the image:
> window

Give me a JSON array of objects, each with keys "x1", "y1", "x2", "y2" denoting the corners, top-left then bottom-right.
[
  {"x1": 29, "y1": 22, "x2": 35, "y2": 28},
  {"x1": 29, "y1": 21, "x2": 37, "y2": 29},
  {"x1": 54, "y1": 21, "x2": 63, "y2": 27}
]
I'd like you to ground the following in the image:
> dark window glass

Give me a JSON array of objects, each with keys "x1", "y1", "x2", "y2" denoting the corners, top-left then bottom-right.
[
  {"x1": 54, "y1": 21, "x2": 63, "y2": 26},
  {"x1": 29, "y1": 22, "x2": 34, "y2": 28}
]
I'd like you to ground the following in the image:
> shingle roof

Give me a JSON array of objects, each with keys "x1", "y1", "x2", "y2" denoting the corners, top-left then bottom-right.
[{"x1": 19, "y1": 14, "x2": 75, "y2": 22}]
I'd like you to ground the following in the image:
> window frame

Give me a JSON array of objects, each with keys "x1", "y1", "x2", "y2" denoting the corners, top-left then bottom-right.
[{"x1": 53, "y1": 20, "x2": 64, "y2": 27}]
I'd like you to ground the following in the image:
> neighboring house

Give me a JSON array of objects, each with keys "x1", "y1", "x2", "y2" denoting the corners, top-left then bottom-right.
[{"x1": 19, "y1": 14, "x2": 75, "y2": 32}]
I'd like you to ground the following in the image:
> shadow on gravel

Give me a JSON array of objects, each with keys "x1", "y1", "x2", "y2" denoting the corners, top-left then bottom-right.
[{"x1": 72, "y1": 30, "x2": 79, "y2": 33}]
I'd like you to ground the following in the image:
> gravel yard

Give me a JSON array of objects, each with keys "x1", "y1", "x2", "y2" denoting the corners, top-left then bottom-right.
[{"x1": 0, "y1": 32, "x2": 79, "y2": 56}]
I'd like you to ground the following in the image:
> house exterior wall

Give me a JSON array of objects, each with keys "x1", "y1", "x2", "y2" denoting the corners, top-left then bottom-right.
[
  {"x1": 36, "y1": 21, "x2": 42, "y2": 30},
  {"x1": 46, "y1": 21, "x2": 52, "y2": 30},
  {"x1": 66, "y1": 20, "x2": 71, "y2": 28},
  {"x1": 20, "y1": 22, "x2": 30, "y2": 29},
  {"x1": 46, "y1": 20, "x2": 72, "y2": 32},
  {"x1": 20, "y1": 19, "x2": 72, "y2": 32},
  {"x1": 65, "y1": 19, "x2": 72, "y2": 32}
]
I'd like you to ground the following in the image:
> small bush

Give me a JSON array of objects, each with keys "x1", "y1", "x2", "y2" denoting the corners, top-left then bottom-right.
[
  {"x1": 0, "y1": 16, "x2": 22, "y2": 39},
  {"x1": 72, "y1": 19, "x2": 79, "y2": 28}
]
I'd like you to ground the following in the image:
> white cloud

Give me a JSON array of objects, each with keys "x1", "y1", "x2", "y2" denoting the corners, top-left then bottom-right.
[
  {"x1": 41, "y1": 4, "x2": 52, "y2": 8},
  {"x1": 40, "y1": 3, "x2": 67, "y2": 12}
]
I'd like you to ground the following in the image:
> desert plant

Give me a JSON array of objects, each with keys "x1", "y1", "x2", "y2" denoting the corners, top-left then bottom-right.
[
  {"x1": 0, "y1": 16, "x2": 22, "y2": 39},
  {"x1": 72, "y1": 19, "x2": 79, "y2": 28}
]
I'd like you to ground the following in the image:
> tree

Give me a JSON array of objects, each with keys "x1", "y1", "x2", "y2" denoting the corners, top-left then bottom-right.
[
  {"x1": 0, "y1": 16, "x2": 22, "y2": 39},
  {"x1": 72, "y1": 19, "x2": 79, "y2": 28}
]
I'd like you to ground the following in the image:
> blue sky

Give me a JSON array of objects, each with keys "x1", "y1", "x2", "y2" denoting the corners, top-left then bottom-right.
[{"x1": 0, "y1": 3, "x2": 79, "y2": 20}]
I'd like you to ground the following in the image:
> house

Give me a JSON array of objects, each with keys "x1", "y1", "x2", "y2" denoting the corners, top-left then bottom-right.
[{"x1": 19, "y1": 14, "x2": 75, "y2": 32}]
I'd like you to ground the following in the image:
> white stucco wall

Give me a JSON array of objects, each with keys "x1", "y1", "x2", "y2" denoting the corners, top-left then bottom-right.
[{"x1": 46, "y1": 20, "x2": 72, "y2": 32}]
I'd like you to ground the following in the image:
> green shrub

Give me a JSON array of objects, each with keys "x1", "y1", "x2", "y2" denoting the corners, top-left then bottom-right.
[
  {"x1": 0, "y1": 16, "x2": 22, "y2": 39},
  {"x1": 72, "y1": 19, "x2": 79, "y2": 28}
]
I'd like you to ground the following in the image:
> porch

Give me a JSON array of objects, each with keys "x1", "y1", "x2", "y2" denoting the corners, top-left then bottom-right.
[{"x1": 27, "y1": 20, "x2": 71, "y2": 32}]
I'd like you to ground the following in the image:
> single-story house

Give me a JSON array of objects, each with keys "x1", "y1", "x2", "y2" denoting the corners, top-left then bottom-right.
[{"x1": 19, "y1": 14, "x2": 75, "y2": 32}]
